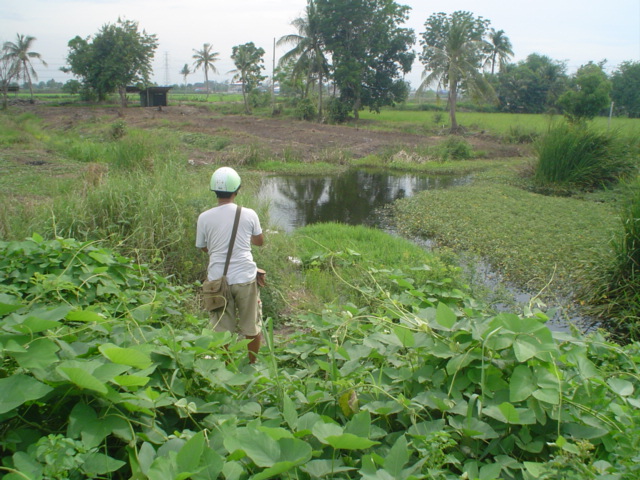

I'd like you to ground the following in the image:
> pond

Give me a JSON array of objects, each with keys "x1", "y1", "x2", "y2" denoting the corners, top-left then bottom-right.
[
  {"x1": 258, "y1": 168, "x2": 472, "y2": 232},
  {"x1": 257, "y1": 168, "x2": 595, "y2": 333}
]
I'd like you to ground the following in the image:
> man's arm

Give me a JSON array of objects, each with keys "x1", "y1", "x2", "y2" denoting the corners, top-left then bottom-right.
[
  {"x1": 251, "y1": 234, "x2": 264, "y2": 246},
  {"x1": 200, "y1": 247, "x2": 208, "y2": 253}
]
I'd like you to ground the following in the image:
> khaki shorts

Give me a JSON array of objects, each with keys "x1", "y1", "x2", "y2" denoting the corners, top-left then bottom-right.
[{"x1": 210, "y1": 280, "x2": 262, "y2": 337}]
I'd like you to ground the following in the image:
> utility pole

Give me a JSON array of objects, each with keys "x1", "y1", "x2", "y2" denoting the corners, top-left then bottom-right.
[
  {"x1": 271, "y1": 37, "x2": 276, "y2": 115},
  {"x1": 164, "y1": 51, "x2": 170, "y2": 86}
]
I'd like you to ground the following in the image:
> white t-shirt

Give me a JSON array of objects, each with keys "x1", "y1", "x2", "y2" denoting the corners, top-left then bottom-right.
[{"x1": 196, "y1": 204, "x2": 262, "y2": 285}]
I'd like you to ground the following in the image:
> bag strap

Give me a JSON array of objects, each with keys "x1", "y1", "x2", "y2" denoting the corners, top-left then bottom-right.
[{"x1": 223, "y1": 206, "x2": 242, "y2": 276}]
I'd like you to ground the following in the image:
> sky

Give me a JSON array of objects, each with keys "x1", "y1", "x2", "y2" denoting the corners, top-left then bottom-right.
[{"x1": 2, "y1": 0, "x2": 639, "y2": 89}]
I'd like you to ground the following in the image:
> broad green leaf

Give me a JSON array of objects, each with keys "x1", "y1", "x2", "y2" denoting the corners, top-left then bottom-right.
[
  {"x1": 251, "y1": 461, "x2": 297, "y2": 480},
  {"x1": 81, "y1": 452, "x2": 126, "y2": 476},
  {"x1": 532, "y1": 388, "x2": 560, "y2": 405},
  {"x1": 278, "y1": 438, "x2": 313, "y2": 464},
  {"x1": 513, "y1": 329, "x2": 556, "y2": 362},
  {"x1": 13, "y1": 316, "x2": 62, "y2": 334},
  {"x1": 93, "y1": 363, "x2": 131, "y2": 382},
  {"x1": 498, "y1": 314, "x2": 544, "y2": 334},
  {"x1": 99, "y1": 345, "x2": 152, "y2": 369},
  {"x1": 192, "y1": 448, "x2": 224, "y2": 480},
  {"x1": 312, "y1": 422, "x2": 343, "y2": 443},
  {"x1": 58, "y1": 367, "x2": 108, "y2": 394},
  {"x1": 435, "y1": 302, "x2": 457, "y2": 329},
  {"x1": 137, "y1": 442, "x2": 156, "y2": 475},
  {"x1": 607, "y1": 378, "x2": 634, "y2": 396},
  {"x1": 89, "y1": 251, "x2": 114, "y2": 265},
  {"x1": 301, "y1": 459, "x2": 355, "y2": 477},
  {"x1": 68, "y1": 403, "x2": 108, "y2": 448},
  {"x1": 524, "y1": 461, "x2": 546, "y2": 477},
  {"x1": 11, "y1": 451, "x2": 43, "y2": 479},
  {"x1": 257, "y1": 426, "x2": 294, "y2": 440},
  {"x1": 498, "y1": 402, "x2": 520, "y2": 424},
  {"x1": 113, "y1": 375, "x2": 150, "y2": 387},
  {"x1": 12, "y1": 338, "x2": 60, "y2": 370},
  {"x1": 67, "y1": 309, "x2": 107, "y2": 323},
  {"x1": 222, "y1": 461, "x2": 244, "y2": 480},
  {"x1": 177, "y1": 432, "x2": 205, "y2": 473},
  {"x1": 345, "y1": 411, "x2": 371, "y2": 438},
  {"x1": 225, "y1": 428, "x2": 280, "y2": 468},
  {"x1": 393, "y1": 325, "x2": 415, "y2": 347},
  {"x1": 509, "y1": 365, "x2": 536, "y2": 402},
  {"x1": 384, "y1": 435, "x2": 410, "y2": 477},
  {"x1": 449, "y1": 416, "x2": 499, "y2": 439},
  {"x1": 0, "y1": 374, "x2": 53, "y2": 414},
  {"x1": 0, "y1": 294, "x2": 23, "y2": 316},
  {"x1": 282, "y1": 394, "x2": 298, "y2": 430},
  {"x1": 325, "y1": 433, "x2": 379, "y2": 450},
  {"x1": 479, "y1": 461, "x2": 502, "y2": 480}
]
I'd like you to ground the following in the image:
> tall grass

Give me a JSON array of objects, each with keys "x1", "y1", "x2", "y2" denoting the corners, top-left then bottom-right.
[
  {"x1": 591, "y1": 177, "x2": 640, "y2": 339},
  {"x1": 534, "y1": 123, "x2": 635, "y2": 188}
]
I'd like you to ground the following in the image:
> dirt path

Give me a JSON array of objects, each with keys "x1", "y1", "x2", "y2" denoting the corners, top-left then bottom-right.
[{"x1": 27, "y1": 104, "x2": 524, "y2": 159}]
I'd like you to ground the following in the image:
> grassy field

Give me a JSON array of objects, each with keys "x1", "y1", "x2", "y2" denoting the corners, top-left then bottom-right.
[
  {"x1": 1, "y1": 102, "x2": 639, "y2": 330},
  {"x1": 358, "y1": 108, "x2": 640, "y2": 138},
  {"x1": 2, "y1": 98, "x2": 640, "y2": 479}
]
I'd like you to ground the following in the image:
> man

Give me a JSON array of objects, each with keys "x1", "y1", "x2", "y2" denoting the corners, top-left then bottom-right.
[{"x1": 196, "y1": 167, "x2": 264, "y2": 363}]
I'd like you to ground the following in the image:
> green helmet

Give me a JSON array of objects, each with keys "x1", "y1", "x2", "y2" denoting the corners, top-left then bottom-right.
[{"x1": 210, "y1": 167, "x2": 241, "y2": 193}]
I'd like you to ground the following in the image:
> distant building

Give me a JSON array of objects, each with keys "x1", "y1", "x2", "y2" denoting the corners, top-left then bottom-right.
[{"x1": 126, "y1": 86, "x2": 172, "y2": 107}]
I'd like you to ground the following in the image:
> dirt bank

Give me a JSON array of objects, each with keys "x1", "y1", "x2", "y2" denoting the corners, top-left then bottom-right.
[{"x1": 24, "y1": 104, "x2": 525, "y2": 160}]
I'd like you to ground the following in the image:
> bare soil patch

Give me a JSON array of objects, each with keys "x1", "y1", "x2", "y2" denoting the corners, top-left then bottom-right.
[{"x1": 25, "y1": 104, "x2": 524, "y2": 159}]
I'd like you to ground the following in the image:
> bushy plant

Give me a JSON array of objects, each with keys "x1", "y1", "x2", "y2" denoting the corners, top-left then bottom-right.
[
  {"x1": 589, "y1": 177, "x2": 640, "y2": 339},
  {"x1": 534, "y1": 123, "x2": 634, "y2": 188},
  {"x1": 436, "y1": 136, "x2": 474, "y2": 160},
  {"x1": 110, "y1": 119, "x2": 127, "y2": 139},
  {"x1": 295, "y1": 97, "x2": 317, "y2": 121},
  {"x1": 327, "y1": 97, "x2": 351, "y2": 123},
  {"x1": 1, "y1": 236, "x2": 639, "y2": 479}
]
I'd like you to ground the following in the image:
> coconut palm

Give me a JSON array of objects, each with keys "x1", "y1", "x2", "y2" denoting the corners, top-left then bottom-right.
[
  {"x1": 484, "y1": 28, "x2": 514, "y2": 75},
  {"x1": 419, "y1": 12, "x2": 495, "y2": 133},
  {"x1": 2, "y1": 34, "x2": 47, "y2": 103},
  {"x1": 277, "y1": 0, "x2": 329, "y2": 120},
  {"x1": 192, "y1": 43, "x2": 219, "y2": 97},
  {"x1": 179, "y1": 63, "x2": 191, "y2": 91},
  {"x1": 229, "y1": 42, "x2": 265, "y2": 114}
]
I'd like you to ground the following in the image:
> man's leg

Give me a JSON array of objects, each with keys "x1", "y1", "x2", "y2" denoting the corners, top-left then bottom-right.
[
  {"x1": 233, "y1": 281, "x2": 262, "y2": 364},
  {"x1": 246, "y1": 333, "x2": 262, "y2": 364}
]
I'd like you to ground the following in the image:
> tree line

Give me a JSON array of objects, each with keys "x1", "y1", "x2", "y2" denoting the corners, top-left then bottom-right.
[{"x1": 2, "y1": 1, "x2": 639, "y2": 123}]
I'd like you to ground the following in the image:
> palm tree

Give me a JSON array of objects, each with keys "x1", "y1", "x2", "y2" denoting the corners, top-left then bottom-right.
[
  {"x1": 230, "y1": 42, "x2": 265, "y2": 115},
  {"x1": 484, "y1": 29, "x2": 514, "y2": 75},
  {"x1": 2, "y1": 34, "x2": 47, "y2": 103},
  {"x1": 277, "y1": 0, "x2": 329, "y2": 120},
  {"x1": 419, "y1": 13, "x2": 495, "y2": 133},
  {"x1": 179, "y1": 63, "x2": 191, "y2": 91},
  {"x1": 192, "y1": 43, "x2": 219, "y2": 97}
]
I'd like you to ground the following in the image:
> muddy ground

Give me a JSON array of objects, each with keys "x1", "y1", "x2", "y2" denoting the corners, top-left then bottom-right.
[{"x1": 24, "y1": 104, "x2": 526, "y2": 161}]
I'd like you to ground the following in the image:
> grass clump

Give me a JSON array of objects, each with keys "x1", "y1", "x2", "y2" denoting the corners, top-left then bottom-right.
[
  {"x1": 587, "y1": 177, "x2": 640, "y2": 339},
  {"x1": 534, "y1": 123, "x2": 636, "y2": 189}
]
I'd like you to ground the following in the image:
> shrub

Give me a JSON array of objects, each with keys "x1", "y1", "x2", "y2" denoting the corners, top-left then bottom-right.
[
  {"x1": 327, "y1": 97, "x2": 351, "y2": 123},
  {"x1": 591, "y1": 177, "x2": 640, "y2": 339},
  {"x1": 436, "y1": 136, "x2": 474, "y2": 160},
  {"x1": 295, "y1": 97, "x2": 317, "y2": 121},
  {"x1": 110, "y1": 119, "x2": 127, "y2": 139},
  {"x1": 534, "y1": 123, "x2": 635, "y2": 188}
]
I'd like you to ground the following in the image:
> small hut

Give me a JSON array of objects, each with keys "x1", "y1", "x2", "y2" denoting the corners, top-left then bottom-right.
[{"x1": 139, "y1": 87, "x2": 172, "y2": 107}]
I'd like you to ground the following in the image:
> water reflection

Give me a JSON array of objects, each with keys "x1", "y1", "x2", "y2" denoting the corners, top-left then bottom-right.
[{"x1": 259, "y1": 169, "x2": 472, "y2": 232}]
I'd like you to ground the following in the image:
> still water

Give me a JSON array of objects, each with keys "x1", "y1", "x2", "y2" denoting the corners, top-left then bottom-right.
[
  {"x1": 258, "y1": 169, "x2": 472, "y2": 232},
  {"x1": 257, "y1": 168, "x2": 593, "y2": 332}
]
